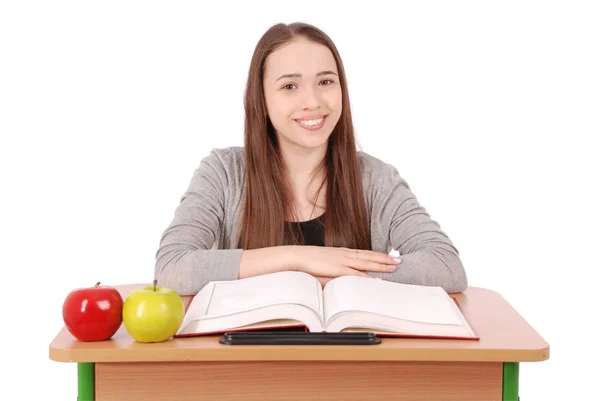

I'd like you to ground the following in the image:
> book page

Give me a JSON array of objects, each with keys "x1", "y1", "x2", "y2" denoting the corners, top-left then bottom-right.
[
  {"x1": 186, "y1": 271, "x2": 323, "y2": 321},
  {"x1": 177, "y1": 303, "x2": 324, "y2": 335},
  {"x1": 327, "y1": 309, "x2": 475, "y2": 337},
  {"x1": 323, "y1": 276, "x2": 463, "y2": 326}
]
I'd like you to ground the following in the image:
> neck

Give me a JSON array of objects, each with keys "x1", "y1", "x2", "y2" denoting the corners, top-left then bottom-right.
[
  {"x1": 276, "y1": 142, "x2": 328, "y2": 222},
  {"x1": 280, "y1": 143, "x2": 327, "y2": 183}
]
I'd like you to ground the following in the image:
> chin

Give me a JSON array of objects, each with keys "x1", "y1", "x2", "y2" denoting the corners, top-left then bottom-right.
[
  {"x1": 296, "y1": 132, "x2": 332, "y2": 150},
  {"x1": 277, "y1": 129, "x2": 332, "y2": 151}
]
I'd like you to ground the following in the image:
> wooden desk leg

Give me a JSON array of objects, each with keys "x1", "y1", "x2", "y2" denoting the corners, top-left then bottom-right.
[
  {"x1": 503, "y1": 362, "x2": 519, "y2": 401},
  {"x1": 78, "y1": 363, "x2": 95, "y2": 401}
]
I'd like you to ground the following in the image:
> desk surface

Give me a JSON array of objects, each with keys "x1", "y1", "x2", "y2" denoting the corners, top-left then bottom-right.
[{"x1": 49, "y1": 284, "x2": 549, "y2": 363}]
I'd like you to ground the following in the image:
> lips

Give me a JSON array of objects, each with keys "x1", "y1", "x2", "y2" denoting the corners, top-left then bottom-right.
[
  {"x1": 295, "y1": 114, "x2": 327, "y2": 121},
  {"x1": 295, "y1": 115, "x2": 328, "y2": 131}
]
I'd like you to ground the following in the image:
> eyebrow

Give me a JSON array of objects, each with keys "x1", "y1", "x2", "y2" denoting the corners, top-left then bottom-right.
[{"x1": 275, "y1": 70, "x2": 338, "y2": 82}]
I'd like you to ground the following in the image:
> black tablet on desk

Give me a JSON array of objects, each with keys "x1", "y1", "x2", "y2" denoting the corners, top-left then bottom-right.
[{"x1": 219, "y1": 331, "x2": 381, "y2": 345}]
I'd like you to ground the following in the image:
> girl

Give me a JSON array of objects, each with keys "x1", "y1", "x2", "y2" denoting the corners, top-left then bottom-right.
[{"x1": 154, "y1": 22, "x2": 468, "y2": 295}]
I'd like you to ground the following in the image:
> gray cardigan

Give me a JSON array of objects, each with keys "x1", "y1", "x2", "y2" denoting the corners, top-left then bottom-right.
[{"x1": 154, "y1": 147, "x2": 468, "y2": 295}]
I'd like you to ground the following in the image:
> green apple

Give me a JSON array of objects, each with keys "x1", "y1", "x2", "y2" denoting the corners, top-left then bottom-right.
[{"x1": 122, "y1": 280, "x2": 184, "y2": 343}]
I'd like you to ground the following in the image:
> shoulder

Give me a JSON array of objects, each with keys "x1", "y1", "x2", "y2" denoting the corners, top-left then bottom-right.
[
  {"x1": 357, "y1": 151, "x2": 409, "y2": 193},
  {"x1": 357, "y1": 151, "x2": 390, "y2": 174},
  {"x1": 201, "y1": 146, "x2": 244, "y2": 166},
  {"x1": 186, "y1": 146, "x2": 246, "y2": 194},
  {"x1": 196, "y1": 146, "x2": 245, "y2": 176}
]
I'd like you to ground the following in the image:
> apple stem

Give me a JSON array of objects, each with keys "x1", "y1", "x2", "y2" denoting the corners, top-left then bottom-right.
[
  {"x1": 94, "y1": 282, "x2": 100, "y2": 288},
  {"x1": 153, "y1": 279, "x2": 157, "y2": 292}
]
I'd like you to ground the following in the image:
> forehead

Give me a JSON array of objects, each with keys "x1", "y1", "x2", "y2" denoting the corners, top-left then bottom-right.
[{"x1": 264, "y1": 38, "x2": 337, "y2": 79}]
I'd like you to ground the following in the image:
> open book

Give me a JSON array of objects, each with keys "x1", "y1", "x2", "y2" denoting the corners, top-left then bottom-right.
[{"x1": 174, "y1": 271, "x2": 478, "y2": 340}]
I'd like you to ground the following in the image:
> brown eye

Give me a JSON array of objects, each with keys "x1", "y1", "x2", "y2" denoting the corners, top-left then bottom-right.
[
  {"x1": 283, "y1": 84, "x2": 296, "y2": 90},
  {"x1": 320, "y1": 79, "x2": 333, "y2": 85}
]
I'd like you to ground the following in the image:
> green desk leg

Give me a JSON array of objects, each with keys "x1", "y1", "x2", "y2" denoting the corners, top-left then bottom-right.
[
  {"x1": 503, "y1": 362, "x2": 519, "y2": 401},
  {"x1": 77, "y1": 363, "x2": 95, "y2": 401}
]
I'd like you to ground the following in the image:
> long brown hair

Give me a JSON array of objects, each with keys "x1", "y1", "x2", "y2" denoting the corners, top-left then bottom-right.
[{"x1": 238, "y1": 22, "x2": 370, "y2": 250}]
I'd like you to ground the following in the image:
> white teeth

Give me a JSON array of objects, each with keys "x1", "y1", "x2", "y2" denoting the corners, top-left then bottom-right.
[{"x1": 298, "y1": 118, "x2": 323, "y2": 127}]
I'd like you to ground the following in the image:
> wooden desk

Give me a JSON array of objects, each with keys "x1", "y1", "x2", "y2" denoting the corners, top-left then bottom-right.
[{"x1": 49, "y1": 284, "x2": 549, "y2": 401}]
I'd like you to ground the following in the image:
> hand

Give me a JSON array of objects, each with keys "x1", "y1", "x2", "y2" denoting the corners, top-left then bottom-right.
[
  {"x1": 315, "y1": 276, "x2": 334, "y2": 288},
  {"x1": 290, "y1": 246, "x2": 402, "y2": 281},
  {"x1": 315, "y1": 275, "x2": 354, "y2": 287}
]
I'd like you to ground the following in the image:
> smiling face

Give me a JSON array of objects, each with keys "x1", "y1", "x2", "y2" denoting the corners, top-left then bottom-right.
[{"x1": 263, "y1": 37, "x2": 342, "y2": 154}]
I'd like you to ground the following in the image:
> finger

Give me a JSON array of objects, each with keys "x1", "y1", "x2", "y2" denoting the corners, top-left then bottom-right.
[
  {"x1": 345, "y1": 251, "x2": 400, "y2": 272},
  {"x1": 347, "y1": 259, "x2": 399, "y2": 273},
  {"x1": 347, "y1": 248, "x2": 402, "y2": 266}
]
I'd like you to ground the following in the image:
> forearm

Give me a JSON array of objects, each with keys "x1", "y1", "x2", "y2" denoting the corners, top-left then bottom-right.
[
  {"x1": 238, "y1": 246, "x2": 297, "y2": 279},
  {"x1": 156, "y1": 245, "x2": 301, "y2": 295},
  {"x1": 370, "y1": 248, "x2": 467, "y2": 293},
  {"x1": 155, "y1": 249, "x2": 244, "y2": 295}
]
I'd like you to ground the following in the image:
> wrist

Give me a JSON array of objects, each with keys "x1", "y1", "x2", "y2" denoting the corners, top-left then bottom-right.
[{"x1": 282, "y1": 245, "x2": 303, "y2": 272}]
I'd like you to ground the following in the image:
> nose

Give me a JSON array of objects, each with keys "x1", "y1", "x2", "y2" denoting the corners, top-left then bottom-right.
[{"x1": 300, "y1": 86, "x2": 321, "y2": 110}]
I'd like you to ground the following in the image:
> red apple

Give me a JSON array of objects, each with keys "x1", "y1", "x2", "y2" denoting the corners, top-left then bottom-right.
[{"x1": 62, "y1": 282, "x2": 124, "y2": 341}]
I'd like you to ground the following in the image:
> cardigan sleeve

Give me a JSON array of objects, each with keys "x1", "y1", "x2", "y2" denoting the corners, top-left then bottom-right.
[
  {"x1": 369, "y1": 162, "x2": 468, "y2": 293},
  {"x1": 153, "y1": 150, "x2": 243, "y2": 295}
]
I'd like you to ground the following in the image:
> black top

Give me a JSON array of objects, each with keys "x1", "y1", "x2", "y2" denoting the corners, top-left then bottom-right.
[{"x1": 285, "y1": 214, "x2": 325, "y2": 246}]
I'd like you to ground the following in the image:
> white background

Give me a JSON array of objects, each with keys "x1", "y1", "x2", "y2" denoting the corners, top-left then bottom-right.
[{"x1": 1, "y1": 1, "x2": 599, "y2": 400}]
